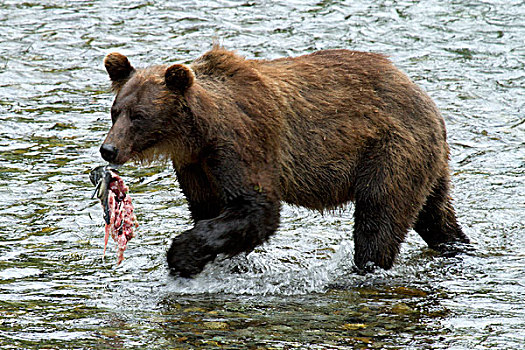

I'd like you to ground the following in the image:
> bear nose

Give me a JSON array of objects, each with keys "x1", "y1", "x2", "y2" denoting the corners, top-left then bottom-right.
[{"x1": 100, "y1": 144, "x2": 119, "y2": 163}]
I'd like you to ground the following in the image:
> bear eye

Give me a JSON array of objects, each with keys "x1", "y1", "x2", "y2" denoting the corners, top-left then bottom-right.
[{"x1": 129, "y1": 112, "x2": 145, "y2": 122}]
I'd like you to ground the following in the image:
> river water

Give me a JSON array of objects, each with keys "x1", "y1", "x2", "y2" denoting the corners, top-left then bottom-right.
[{"x1": 0, "y1": 1, "x2": 524, "y2": 349}]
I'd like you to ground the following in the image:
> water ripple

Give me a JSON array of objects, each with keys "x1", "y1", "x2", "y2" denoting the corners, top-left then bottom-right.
[{"x1": 0, "y1": 0, "x2": 523, "y2": 349}]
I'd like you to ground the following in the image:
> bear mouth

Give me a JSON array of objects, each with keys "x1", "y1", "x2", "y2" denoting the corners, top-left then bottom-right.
[{"x1": 132, "y1": 141, "x2": 175, "y2": 166}]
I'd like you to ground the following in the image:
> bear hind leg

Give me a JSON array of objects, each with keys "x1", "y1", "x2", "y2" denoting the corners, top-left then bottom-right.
[
  {"x1": 352, "y1": 170, "x2": 421, "y2": 273},
  {"x1": 413, "y1": 175, "x2": 469, "y2": 253},
  {"x1": 353, "y1": 200, "x2": 409, "y2": 272}
]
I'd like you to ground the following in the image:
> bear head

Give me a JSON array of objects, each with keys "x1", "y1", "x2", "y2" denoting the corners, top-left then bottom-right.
[{"x1": 100, "y1": 52, "x2": 196, "y2": 165}]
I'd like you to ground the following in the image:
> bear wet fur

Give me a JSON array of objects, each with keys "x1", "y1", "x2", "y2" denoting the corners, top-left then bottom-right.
[{"x1": 100, "y1": 46, "x2": 469, "y2": 277}]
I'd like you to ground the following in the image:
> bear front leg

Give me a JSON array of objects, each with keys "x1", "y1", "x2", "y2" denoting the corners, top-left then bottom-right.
[
  {"x1": 175, "y1": 163, "x2": 222, "y2": 222},
  {"x1": 167, "y1": 192, "x2": 280, "y2": 277}
]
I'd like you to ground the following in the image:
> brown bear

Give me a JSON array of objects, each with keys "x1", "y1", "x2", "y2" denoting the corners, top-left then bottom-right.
[{"x1": 100, "y1": 45, "x2": 469, "y2": 277}]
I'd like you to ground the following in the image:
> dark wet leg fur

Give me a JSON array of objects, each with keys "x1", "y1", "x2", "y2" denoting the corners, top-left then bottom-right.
[
  {"x1": 167, "y1": 192, "x2": 280, "y2": 277},
  {"x1": 414, "y1": 175, "x2": 470, "y2": 255},
  {"x1": 351, "y1": 141, "x2": 424, "y2": 273},
  {"x1": 352, "y1": 193, "x2": 413, "y2": 273}
]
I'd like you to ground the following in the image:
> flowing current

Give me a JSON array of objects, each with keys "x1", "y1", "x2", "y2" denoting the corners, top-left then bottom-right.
[{"x1": 0, "y1": 1, "x2": 524, "y2": 349}]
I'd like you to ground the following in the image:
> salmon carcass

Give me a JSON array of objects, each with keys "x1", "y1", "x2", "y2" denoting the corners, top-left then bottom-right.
[{"x1": 90, "y1": 165, "x2": 138, "y2": 264}]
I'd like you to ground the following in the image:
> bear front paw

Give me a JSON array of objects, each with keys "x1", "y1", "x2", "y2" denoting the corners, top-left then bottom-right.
[{"x1": 166, "y1": 232, "x2": 216, "y2": 277}]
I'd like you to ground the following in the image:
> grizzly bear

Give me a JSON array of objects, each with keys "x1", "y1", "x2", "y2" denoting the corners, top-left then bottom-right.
[{"x1": 100, "y1": 45, "x2": 469, "y2": 277}]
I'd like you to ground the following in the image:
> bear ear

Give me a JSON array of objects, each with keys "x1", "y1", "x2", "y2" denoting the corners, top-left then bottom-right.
[
  {"x1": 165, "y1": 64, "x2": 195, "y2": 92},
  {"x1": 104, "y1": 52, "x2": 135, "y2": 85}
]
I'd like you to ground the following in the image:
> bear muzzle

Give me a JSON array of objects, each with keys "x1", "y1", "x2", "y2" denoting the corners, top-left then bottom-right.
[{"x1": 100, "y1": 144, "x2": 119, "y2": 164}]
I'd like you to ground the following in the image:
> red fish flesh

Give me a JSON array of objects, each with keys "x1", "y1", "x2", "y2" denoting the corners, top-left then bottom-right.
[{"x1": 90, "y1": 166, "x2": 138, "y2": 264}]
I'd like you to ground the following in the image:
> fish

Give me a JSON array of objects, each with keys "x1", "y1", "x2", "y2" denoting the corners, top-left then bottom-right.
[
  {"x1": 89, "y1": 165, "x2": 138, "y2": 264},
  {"x1": 89, "y1": 165, "x2": 115, "y2": 225}
]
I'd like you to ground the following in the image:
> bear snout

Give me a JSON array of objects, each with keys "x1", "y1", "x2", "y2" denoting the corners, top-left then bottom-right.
[{"x1": 100, "y1": 144, "x2": 119, "y2": 163}]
